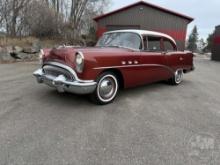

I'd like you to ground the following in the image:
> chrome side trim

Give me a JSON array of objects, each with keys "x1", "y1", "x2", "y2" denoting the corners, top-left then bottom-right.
[
  {"x1": 93, "y1": 64, "x2": 174, "y2": 74},
  {"x1": 44, "y1": 61, "x2": 93, "y2": 83}
]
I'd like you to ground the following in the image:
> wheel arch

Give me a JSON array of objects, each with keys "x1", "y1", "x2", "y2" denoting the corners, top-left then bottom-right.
[{"x1": 99, "y1": 69, "x2": 124, "y2": 89}]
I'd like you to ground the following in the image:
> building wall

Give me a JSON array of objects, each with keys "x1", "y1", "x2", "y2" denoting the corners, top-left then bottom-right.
[
  {"x1": 96, "y1": 4, "x2": 190, "y2": 50},
  {"x1": 212, "y1": 25, "x2": 220, "y2": 61}
]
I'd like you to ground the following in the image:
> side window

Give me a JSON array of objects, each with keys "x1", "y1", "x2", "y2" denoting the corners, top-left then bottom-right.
[
  {"x1": 147, "y1": 36, "x2": 162, "y2": 52},
  {"x1": 164, "y1": 39, "x2": 175, "y2": 51},
  {"x1": 143, "y1": 36, "x2": 148, "y2": 50}
]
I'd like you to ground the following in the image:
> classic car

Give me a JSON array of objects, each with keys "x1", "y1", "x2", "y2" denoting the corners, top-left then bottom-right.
[{"x1": 33, "y1": 30, "x2": 194, "y2": 104}]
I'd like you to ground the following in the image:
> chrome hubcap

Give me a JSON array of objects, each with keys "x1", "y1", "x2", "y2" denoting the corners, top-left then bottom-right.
[
  {"x1": 175, "y1": 69, "x2": 183, "y2": 84},
  {"x1": 98, "y1": 75, "x2": 118, "y2": 102}
]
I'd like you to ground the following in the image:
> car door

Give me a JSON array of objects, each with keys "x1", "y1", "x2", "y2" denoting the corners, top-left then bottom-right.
[
  {"x1": 163, "y1": 38, "x2": 184, "y2": 71},
  {"x1": 139, "y1": 36, "x2": 172, "y2": 84}
]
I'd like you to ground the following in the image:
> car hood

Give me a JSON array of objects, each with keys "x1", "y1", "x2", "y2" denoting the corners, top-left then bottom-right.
[
  {"x1": 75, "y1": 47, "x2": 133, "y2": 54},
  {"x1": 44, "y1": 46, "x2": 133, "y2": 65}
]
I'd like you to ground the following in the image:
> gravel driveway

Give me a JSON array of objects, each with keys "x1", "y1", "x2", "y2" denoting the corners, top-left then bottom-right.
[{"x1": 0, "y1": 57, "x2": 220, "y2": 165}]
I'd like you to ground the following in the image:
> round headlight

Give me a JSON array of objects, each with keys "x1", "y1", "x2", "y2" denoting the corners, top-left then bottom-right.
[
  {"x1": 76, "y1": 54, "x2": 83, "y2": 65},
  {"x1": 75, "y1": 52, "x2": 84, "y2": 73}
]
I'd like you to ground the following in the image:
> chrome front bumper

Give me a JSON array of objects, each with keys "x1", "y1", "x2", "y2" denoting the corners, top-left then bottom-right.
[{"x1": 33, "y1": 62, "x2": 97, "y2": 94}]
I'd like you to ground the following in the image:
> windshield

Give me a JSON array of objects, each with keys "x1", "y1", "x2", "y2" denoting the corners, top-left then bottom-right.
[{"x1": 96, "y1": 32, "x2": 142, "y2": 50}]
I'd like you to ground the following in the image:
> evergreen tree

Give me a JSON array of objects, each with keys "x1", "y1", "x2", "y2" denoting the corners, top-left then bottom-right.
[
  {"x1": 204, "y1": 32, "x2": 214, "y2": 52},
  {"x1": 198, "y1": 38, "x2": 206, "y2": 53},
  {"x1": 187, "y1": 26, "x2": 199, "y2": 52}
]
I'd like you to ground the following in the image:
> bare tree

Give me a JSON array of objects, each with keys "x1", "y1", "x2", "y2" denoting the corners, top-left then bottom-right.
[
  {"x1": 82, "y1": 0, "x2": 110, "y2": 32},
  {"x1": 23, "y1": 0, "x2": 61, "y2": 38},
  {"x1": 51, "y1": 0, "x2": 60, "y2": 13},
  {"x1": 0, "y1": 0, "x2": 10, "y2": 32},
  {"x1": 0, "y1": 0, "x2": 111, "y2": 43},
  {"x1": 0, "y1": 0, "x2": 3, "y2": 24},
  {"x1": 0, "y1": 0, "x2": 30, "y2": 36},
  {"x1": 69, "y1": 0, "x2": 88, "y2": 38},
  {"x1": 69, "y1": 0, "x2": 110, "y2": 40}
]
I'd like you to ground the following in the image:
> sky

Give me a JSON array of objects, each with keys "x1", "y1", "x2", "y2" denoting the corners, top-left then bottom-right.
[{"x1": 109, "y1": 0, "x2": 220, "y2": 40}]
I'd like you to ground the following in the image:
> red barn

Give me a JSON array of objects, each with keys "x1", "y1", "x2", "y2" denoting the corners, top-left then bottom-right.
[
  {"x1": 94, "y1": 1, "x2": 193, "y2": 50},
  {"x1": 212, "y1": 25, "x2": 220, "y2": 61}
]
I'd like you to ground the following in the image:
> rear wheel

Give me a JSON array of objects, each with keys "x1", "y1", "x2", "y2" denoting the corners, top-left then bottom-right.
[
  {"x1": 169, "y1": 69, "x2": 183, "y2": 85},
  {"x1": 90, "y1": 72, "x2": 119, "y2": 105}
]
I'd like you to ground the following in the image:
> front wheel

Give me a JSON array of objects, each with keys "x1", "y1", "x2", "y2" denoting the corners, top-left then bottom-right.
[
  {"x1": 169, "y1": 69, "x2": 184, "y2": 85},
  {"x1": 90, "y1": 72, "x2": 119, "y2": 105}
]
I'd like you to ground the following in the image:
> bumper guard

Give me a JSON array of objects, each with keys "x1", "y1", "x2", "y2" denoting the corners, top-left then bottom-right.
[{"x1": 33, "y1": 62, "x2": 97, "y2": 94}]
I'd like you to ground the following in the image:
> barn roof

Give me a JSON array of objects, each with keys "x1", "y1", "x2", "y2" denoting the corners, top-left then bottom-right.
[{"x1": 94, "y1": 1, "x2": 194, "y2": 22}]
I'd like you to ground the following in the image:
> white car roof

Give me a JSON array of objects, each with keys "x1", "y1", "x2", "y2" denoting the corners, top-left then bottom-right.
[{"x1": 105, "y1": 29, "x2": 176, "y2": 45}]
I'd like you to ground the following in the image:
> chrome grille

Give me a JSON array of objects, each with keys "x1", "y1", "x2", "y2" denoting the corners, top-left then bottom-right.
[{"x1": 43, "y1": 65, "x2": 74, "y2": 81}]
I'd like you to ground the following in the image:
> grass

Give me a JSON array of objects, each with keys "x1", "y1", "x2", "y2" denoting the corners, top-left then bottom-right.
[
  {"x1": 0, "y1": 36, "x2": 38, "y2": 47},
  {"x1": 0, "y1": 36, "x2": 64, "y2": 48}
]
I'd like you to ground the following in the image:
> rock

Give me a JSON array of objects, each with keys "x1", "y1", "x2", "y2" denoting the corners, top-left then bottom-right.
[
  {"x1": 0, "y1": 45, "x2": 39, "y2": 62},
  {"x1": 23, "y1": 40, "x2": 41, "y2": 54},
  {"x1": 23, "y1": 46, "x2": 39, "y2": 54},
  {"x1": 15, "y1": 52, "x2": 38, "y2": 60},
  {"x1": 32, "y1": 40, "x2": 41, "y2": 52},
  {"x1": 0, "y1": 46, "x2": 3, "y2": 53},
  {"x1": 13, "y1": 46, "x2": 23, "y2": 53},
  {"x1": 17, "y1": 52, "x2": 31, "y2": 59},
  {"x1": 0, "y1": 46, "x2": 15, "y2": 62},
  {"x1": 10, "y1": 52, "x2": 21, "y2": 59},
  {"x1": 6, "y1": 46, "x2": 13, "y2": 53}
]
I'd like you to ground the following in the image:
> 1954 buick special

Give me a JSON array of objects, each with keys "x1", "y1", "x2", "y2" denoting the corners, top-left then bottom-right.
[{"x1": 33, "y1": 30, "x2": 194, "y2": 105}]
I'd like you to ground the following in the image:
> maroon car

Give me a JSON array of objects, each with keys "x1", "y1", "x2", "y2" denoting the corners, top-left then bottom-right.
[{"x1": 33, "y1": 30, "x2": 194, "y2": 104}]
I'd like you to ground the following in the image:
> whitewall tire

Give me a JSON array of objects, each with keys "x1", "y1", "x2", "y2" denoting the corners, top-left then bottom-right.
[
  {"x1": 169, "y1": 69, "x2": 184, "y2": 85},
  {"x1": 90, "y1": 72, "x2": 119, "y2": 105}
]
